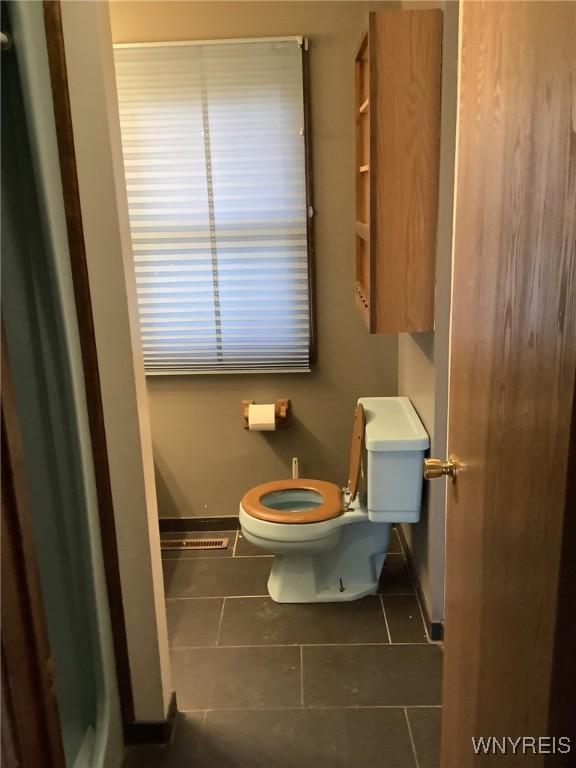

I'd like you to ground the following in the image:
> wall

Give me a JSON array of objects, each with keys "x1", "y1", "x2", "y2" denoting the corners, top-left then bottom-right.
[
  {"x1": 109, "y1": 1, "x2": 398, "y2": 519},
  {"x1": 398, "y1": 0, "x2": 459, "y2": 624},
  {"x1": 61, "y1": 0, "x2": 172, "y2": 721}
]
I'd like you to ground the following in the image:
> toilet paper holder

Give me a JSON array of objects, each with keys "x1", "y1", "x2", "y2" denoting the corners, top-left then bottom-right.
[{"x1": 241, "y1": 399, "x2": 290, "y2": 429}]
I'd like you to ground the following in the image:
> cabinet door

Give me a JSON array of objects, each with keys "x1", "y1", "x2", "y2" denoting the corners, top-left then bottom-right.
[
  {"x1": 354, "y1": 10, "x2": 442, "y2": 333},
  {"x1": 374, "y1": 9, "x2": 442, "y2": 333}
]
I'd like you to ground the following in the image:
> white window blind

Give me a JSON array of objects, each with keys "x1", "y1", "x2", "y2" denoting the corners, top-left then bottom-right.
[{"x1": 113, "y1": 38, "x2": 311, "y2": 374}]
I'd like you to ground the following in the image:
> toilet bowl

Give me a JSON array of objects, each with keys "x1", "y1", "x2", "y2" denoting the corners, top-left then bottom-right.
[{"x1": 239, "y1": 397, "x2": 429, "y2": 603}]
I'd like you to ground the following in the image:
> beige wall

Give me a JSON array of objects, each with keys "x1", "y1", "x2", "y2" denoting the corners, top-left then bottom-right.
[
  {"x1": 62, "y1": 0, "x2": 172, "y2": 721},
  {"x1": 398, "y1": 0, "x2": 459, "y2": 624},
  {"x1": 109, "y1": 1, "x2": 398, "y2": 519}
]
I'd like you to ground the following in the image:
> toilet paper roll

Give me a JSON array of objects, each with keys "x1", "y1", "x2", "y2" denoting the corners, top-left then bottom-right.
[{"x1": 248, "y1": 403, "x2": 276, "y2": 431}]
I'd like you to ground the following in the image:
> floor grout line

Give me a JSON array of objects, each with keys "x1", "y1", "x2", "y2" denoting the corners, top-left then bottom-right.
[
  {"x1": 392, "y1": 528, "x2": 431, "y2": 644},
  {"x1": 164, "y1": 595, "x2": 268, "y2": 601},
  {"x1": 162, "y1": 556, "x2": 273, "y2": 563},
  {"x1": 162, "y1": 557, "x2": 233, "y2": 562},
  {"x1": 299, "y1": 646, "x2": 304, "y2": 707},
  {"x1": 169, "y1": 641, "x2": 437, "y2": 650},
  {"x1": 165, "y1": 594, "x2": 269, "y2": 600},
  {"x1": 164, "y1": 592, "x2": 416, "y2": 601},
  {"x1": 410, "y1": 584, "x2": 442, "y2": 647},
  {"x1": 390, "y1": 528, "x2": 404, "y2": 556},
  {"x1": 379, "y1": 594, "x2": 393, "y2": 644},
  {"x1": 394, "y1": 527, "x2": 406, "y2": 556},
  {"x1": 404, "y1": 707, "x2": 421, "y2": 768},
  {"x1": 384, "y1": 593, "x2": 434, "y2": 645},
  {"x1": 414, "y1": 589, "x2": 433, "y2": 645},
  {"x1": 162, "y1": 555, "x2": 273, "y2": 563},
  {"x1": 178, "y1": 704, "x2": 443, "y2": 713},
  {"x1": 392, "y1": 528, "x2": 443, "y2": 648},
  {"x1": 214, "y1": 598, "x2": 227, "y2": 646}
]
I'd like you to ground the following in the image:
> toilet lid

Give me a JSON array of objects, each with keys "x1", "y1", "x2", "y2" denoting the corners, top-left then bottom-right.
[
  {"x1": 347, "y1": 404, "x2": 365, "y2": 500},
  {"x1": 241, "y1": 478, "x2": 343, "y2": 524}
]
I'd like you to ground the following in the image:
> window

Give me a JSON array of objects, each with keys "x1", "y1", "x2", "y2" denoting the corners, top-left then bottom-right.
[{"x1": 113, "y1": 38, "x2": 313, "y2": 374}]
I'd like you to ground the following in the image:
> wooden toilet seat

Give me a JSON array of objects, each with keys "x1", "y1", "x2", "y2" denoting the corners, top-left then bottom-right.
[
  {"x1": 241, "y1": 404, "x2": 366, "y2": 525},
  {"x1": 241, "y1": 478, "x2": 343, "y2": 524}
]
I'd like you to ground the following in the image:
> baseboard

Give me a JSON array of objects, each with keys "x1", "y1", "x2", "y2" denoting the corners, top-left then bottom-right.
[
  {"x1": 396, "y1": 526, "x2": 444, "y2": 642},
  {"x1": 159, "y1": 516, "x2": 240, "y2": 532},
  {"x1": 124, "y1": 692, "x2": 178, "y2": 745}
]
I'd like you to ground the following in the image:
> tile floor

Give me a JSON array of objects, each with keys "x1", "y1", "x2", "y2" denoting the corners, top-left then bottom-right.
[{"x1": 124, "y1": 527, "x2": 442, "y2": 768}]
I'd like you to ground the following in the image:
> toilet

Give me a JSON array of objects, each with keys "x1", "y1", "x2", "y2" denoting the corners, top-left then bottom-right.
[{"x1": 239, "y1": 397, "x2": 429, "y2": 603}]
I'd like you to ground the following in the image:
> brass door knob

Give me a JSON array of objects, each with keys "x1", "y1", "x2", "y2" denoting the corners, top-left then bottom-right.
[{"x1": 424, "y1": 456, "x2": 459, "y2": 482}]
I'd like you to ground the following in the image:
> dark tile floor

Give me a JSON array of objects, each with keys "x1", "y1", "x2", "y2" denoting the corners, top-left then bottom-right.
[{"x1": 124, "y1": 527, "x2": 442, "y2": 768}]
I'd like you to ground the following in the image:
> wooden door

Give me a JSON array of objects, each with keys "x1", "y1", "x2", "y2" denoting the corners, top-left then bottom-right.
[{"x1": 442, "y1": 2, "x2": 576, "y2": 765}]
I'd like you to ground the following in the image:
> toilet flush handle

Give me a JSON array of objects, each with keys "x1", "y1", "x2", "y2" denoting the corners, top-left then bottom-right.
[{"x1": 423, "y1": 456, "x2": 459, "y2": 483}]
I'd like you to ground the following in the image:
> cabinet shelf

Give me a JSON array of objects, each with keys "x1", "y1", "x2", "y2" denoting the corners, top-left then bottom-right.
[
  {"x1": 355, "y1": 284, "x2": 371, "y2": 330},
  {"x1": 354, "y1": 10, "x2": 442, "y2": 333}
]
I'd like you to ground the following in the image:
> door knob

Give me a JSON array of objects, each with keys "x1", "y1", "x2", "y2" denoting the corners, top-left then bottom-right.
[{"x1": 423, "y1": 456, "x2": 459, "y2": 482}]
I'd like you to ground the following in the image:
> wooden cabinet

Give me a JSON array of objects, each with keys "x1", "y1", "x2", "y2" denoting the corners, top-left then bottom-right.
[{"x1": 355, "y1": 10, "x2": 442, "y2": 333}]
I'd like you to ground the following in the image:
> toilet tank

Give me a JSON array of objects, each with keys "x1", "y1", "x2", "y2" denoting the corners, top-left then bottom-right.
[{"x1": 358, "y1": 397, "x2": 429, "y2": 523}]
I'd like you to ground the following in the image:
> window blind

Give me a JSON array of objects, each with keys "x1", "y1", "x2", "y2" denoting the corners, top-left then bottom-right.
[{"x1": 113, "y1": 38, "x2": 311, "y2": 374}]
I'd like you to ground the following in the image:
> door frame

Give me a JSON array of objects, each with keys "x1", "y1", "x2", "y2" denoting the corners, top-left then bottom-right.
[
  {"x1": 41, "y1": 0, "x2": 136, "y2": 726},
  {"x1": 546, "y1": 379, "x2": 576, "y2": 747}
]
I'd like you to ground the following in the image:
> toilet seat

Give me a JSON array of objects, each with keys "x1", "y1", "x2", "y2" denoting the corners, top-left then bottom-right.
[
  {"x1": 241, "y1": 478, "x2": 343, "y2": 524},
  {"x1": 241, "y1": 404, "x2": 366, "y2": 526}
]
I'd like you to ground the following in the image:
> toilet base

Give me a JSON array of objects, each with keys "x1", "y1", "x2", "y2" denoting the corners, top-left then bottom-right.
[
  {"x1": 266, "y1": 521, "x2": 390, "y2": 603},
  {"x1": 267, "y1": 555, "x2": 384, "y2": 602}
]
